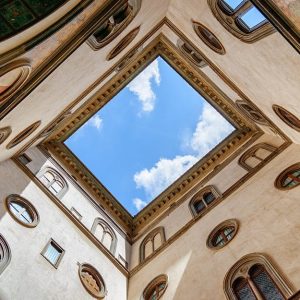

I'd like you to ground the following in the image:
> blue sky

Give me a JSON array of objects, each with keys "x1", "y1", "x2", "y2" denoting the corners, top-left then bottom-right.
[{"x1": 66, "y1": 57, "x2": 234, "y2": 215}]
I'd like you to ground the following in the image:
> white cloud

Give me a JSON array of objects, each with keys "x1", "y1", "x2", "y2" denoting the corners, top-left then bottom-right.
[
  {"x1": 133, "y1": 198, "x2": 148, "y2": 212},
  {"x1": 190, "y1": 104, "x2": 234, "y2": 156},
  {"x1": 133, "y1": 103, "x2": 234, "y2": 199},
  {"x1": 127, "y1": 59, "x2": 160, "y2": 112},
  {"x1": 86, "y1": 115, "x2": 103, "y2": 131},
  {"x1": 134, "y1": 155, "x2": 198, "y2": 199}
]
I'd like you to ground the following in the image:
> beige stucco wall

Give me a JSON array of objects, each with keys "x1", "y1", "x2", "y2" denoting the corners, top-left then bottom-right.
[
  {"x1": 128, "y1": 143, "x2": 300, "y2": 299},
  {"x1": 0, "y1": 159, "x2": 127, "y2": 300}
]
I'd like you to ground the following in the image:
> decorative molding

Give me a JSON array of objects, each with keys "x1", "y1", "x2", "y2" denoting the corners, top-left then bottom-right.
[
  {"x1": 87, "y1": 0, "x2": 142, "y2": 50},
  {"x1": 6, "y1": 121, "x2": 41, "y2": 149},
  {"x1": 139, "y1": 227, "x2": 166, "y2": 263},
  {"x1": 0, "y1": 126, "x2": 12, "y2": 145},
  {"x1": 192, "y1": 20, "x2": 226, "y2": 55},
  {"x1": 177, "y1": 39, "x2": 207, "y2": 68},
  {"x1": 273, "y1": 104, "x2": 300, "y2": 132},
  {"x1": 5, "y1": 194, "x2": 40, "y2": 228},
  {"x1": 189, "y1": 185, "x2": 222, "y2": 217},
  {"x1": 223, "y1": 253, "x2": 294, "y2": 299},
  {"x1": 207, "y1": 0, "x2": 275, "y2": 43},
  {"x1": 238, "y1": 142, "x2": 278, "y2": 171},
  {"x1": 0, "y1": 234, "x2": 11, "y2": 275},
  {"x1": 206, "y1": 218, "x2": 239, "y2": 250},
  {"x1": 142, "y1": 274, "x2": 168, "y2": 300},
  {"x1": 78, "y1": 263, "x2": 107, "y2": 299},
  {"x1": 91, "y1": 218, "x2": 118, "y2": 255},
  {"x1": 106, "y1": 25, "x2": 141, "y2": 60},
  {"x1": 236, "y1": 99, "x2": 269, "y2": 126},
  {"x1": 0, "y1": 60, "x2": 31, "y2": 106},
  {"x1": 275, "y1": 162, "x2": 300, "y2": 190}
]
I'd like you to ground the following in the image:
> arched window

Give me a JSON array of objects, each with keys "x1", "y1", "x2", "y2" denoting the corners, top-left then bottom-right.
[
  {"x1": 273, "y1": 105, "x2": 300, "y2": 132},
  {"x1": 142, "y1": 274, "x2": 168, "y2": 300},
  {"x1": 208, "y1": 0, "x2": 275, "y2": 43},
  {"x1": 0, "y1": 234, "x2": 11, "y2": 276},
  {"x1": 224, "y1": 253, "x2": 294, "y2": 299},
  {"x1": 139, "y1": 227, "x2": 166, "y2": 263},
  {"x1": 5, "y1": 194, "x2": 39, "y2": 228},
  {"x1": 189, "y1": 186, "x2": 221, "y2": 217},
  {"x1": 39, "y1": 167, "x2": 68, "y2": 198},
  {"x1": 78, "y1": 263, "x2": 107, "y2": 299},
  {"x1": 87, "y1": 0, "x2": 142, "y2": 50},
  {"x1": 239, "y1": 143, "x2": 277, "y2": 171},
  {"x1": 275, "y1": 163, "x2": 300, "y2": 190},
  {"x1": 207, "y1": 219, "x2": 238, "y2": 249},
  {"x1": 91, "y1": 218, "x2": 117, "y2": 255}
]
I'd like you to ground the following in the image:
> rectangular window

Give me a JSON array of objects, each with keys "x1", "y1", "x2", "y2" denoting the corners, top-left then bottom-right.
[
  {"x1": 41, "y1": 239, "x2": 65, "y2": 268},
  {"x1": 118, "y1": 255, "x2": 128, "y2": 268},
  {"x1": 70, "y1": 207, "x2": 82, "y2": 221},
  {"x1": 18, "y1": 153, "x2": 32, "y2": 165}
]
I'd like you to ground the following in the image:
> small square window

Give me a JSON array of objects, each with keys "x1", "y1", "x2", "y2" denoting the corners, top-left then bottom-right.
[
  {"x1": 70, "y1": 207, "x2": 82, "y2": 221},
  {"x1": 18, "y1": 153, "x2": 32, "y2": 165},
  {"x1": 41, "y1": 239, "x2": 65, "y2": 268},
  {"x1": 238, "y1": 6, "x2": 266, "y2": 31}
]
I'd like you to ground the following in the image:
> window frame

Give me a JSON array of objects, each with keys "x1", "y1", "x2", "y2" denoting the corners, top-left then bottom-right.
[
  {"x1": 38, "y1": 167, "x2": 68, "y2": 198},
  {"x1": 275, "y1": 163, "x2": 300, "y2": 190},
  {"x1": 0, "y1": 234, "x2": 11, "y2": 276},
  {"x1": 142, "y1": 274, "x2": 168, "y2": 300},
  {"x1": 5, "y1": 194, "x2": 39, "y2": 228},
  {"x1": 78, "y1": 263, "x2": 107, "y2": 299},
  {"x1": 189, "y1": 185, "x2": 221, "y2": 218},
  {"x1": 41, "y1": 238, "x2": 65, "y2": 269},
  {"x1": 207, "y1": 219, "x2": 239, "y2": 250},
  {"x1": 139, "y1": 227, "x2": 166, "y2": 263},
  {"x1": 208, "y1": 0, "x2": 275, "y2": 43},
  {"x1": 91, "y1": 218, "x2": 117, "y2": 255},
  {"x1": 224, "y1": 253, "x2": 294, "y2": 299},
  {"x1": 273, "y1": 104, "x2": 300, "y2": 132}
]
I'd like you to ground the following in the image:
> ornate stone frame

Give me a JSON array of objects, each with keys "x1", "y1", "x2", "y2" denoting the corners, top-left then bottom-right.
[
  {"x1": 37, "y1": 166, "x2": 68, "y2": 198},
  {"x1": 0, "y1": 234, "x2": 11, "y2": 275},
  {"x1": 78, "y1": 263, "x2": 107, "y2": 299},
  {"x1": 43, "y1": 34, "x2": 258, "y2": 235},
  {"x1": 139, "y1": 227, "x2": 166, "y2": 263},
  {"x1": 275, "y1": 163, "x2": 300, "y2": 191},
  {"x1": 238, "y1": 142, "x2": 277, "y2": 171},
  {"x1": 206, "y1": 219, "x2": 239, "y2": 250},
  {"x1": 273, "y1": 104, "x2": 300, "y2": 132},
  {"x1": 142, "y1": 274, "x2": 168, "y2": 300},
  {"x1": 0, "y1": 126, "x2": 12, "y2": 145},
  {"x1": 87, "y1": 0, "x2": 142, "y2": 51},
  {"x1": 224, "y1": 253, "x2": 294, "y2": 299},
  {"x1": 207, "y1": 0, "x2": 275, "y2": 43},
  {"x1": 91, "y1": 218, "x2": 118, "y2": 255},
  {"x1": 192, "y1": 20, "x2": 226, "y2": 55},
  {"x1": 189, "y1": 185, "x2": 222, "y2": 217},
  {"x1": 5, "y1": 194, "x2": 40, "y2": 228},
  {"x1": 6, "y1": 121, "x2": 41, "y2": 149}
]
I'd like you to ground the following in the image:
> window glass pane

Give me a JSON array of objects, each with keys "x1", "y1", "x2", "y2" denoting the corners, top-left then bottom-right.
[
  {"x1": 51, "y1": 181, "x2": 63, "y2": 193},
  {"x1": 233, "y1": 278, "x2": 256, "y2": 300},
  {"x1": 222, "y1": 0, "x2": 244, "y2": 11},
  {"x1": 20, "y1": 210, "x2": 32, "y2": 223},
  {"x1": 44, "y1": 242, "x2": 62, "y2": 265},
  {"x1": 194, "y1": 200, "x2": 205, "y2": 213},
  {"x1": 10, "y1": 202, "x2": 23, "y2": 215},
  {"x1": 240, "y1": 6, "x2": 266, "y2": 30},
  {"x1": 251, "y1": 267, "x2": 285, "y2": 300},
  {"x1": 203, "y1": 192, "x2": 215, "y2": 205}
]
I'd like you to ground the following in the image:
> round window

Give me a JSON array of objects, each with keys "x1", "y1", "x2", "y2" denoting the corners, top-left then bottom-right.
[{"x1": 6, "y1": 194, "x2": 39, "y2": 228}]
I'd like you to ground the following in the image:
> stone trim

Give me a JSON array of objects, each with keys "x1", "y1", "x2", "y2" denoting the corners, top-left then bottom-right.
[
  {"x1": 0, "y1": 234, "x2": 11, "y2": 276},
  {"x1": 142, "y1": 274, "x2": 168, "y2": 300}
]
